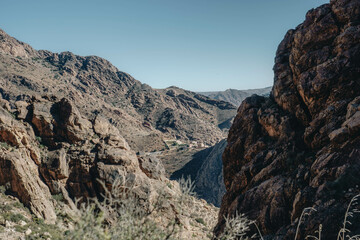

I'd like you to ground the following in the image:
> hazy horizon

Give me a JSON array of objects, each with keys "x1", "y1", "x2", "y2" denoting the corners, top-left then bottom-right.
[{"x1": 1, "y1": 0, "x2": 328, "y2": 91}]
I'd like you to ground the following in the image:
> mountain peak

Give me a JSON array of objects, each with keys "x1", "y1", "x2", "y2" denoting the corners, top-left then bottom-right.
[{"x1": 0, "y1": 28, "x2": 38, "y2": 58}]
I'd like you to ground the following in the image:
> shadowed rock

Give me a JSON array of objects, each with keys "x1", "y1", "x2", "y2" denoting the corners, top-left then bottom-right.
[{"x1": 216, "y1": 0, "x2": 360, "y2": 239}]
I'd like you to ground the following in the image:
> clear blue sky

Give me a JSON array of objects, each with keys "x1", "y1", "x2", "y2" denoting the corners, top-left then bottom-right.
[{"x1": 1, "y1": 0, "x2": 328, "y2": 91}]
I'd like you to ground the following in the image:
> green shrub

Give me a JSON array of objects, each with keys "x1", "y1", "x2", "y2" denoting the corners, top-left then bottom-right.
[
  {"x1": 12, "y1": 201, "x2": 27, "y2": 211},
  {"x1": 52, "y1": 194, "x2": 64, "y2": 202},
  {"x1": 55, "y1": 175, "x2": 220, "y2": 240},
  {"x1": 4, "y1": 213, "x2": 26, "y2": 223},
  {"x1": 35, "y1": 136, "x2": 42, "y2": 143},
  {"x1": 61, "y1": 176, "x2": 180, "y2": 240},
  {"x1": 0, "y1": 204, "x2": 12, "y2": 212},
  {"x1": 0, "y1": 186, "x2": 6, "y2": 194},
  {"x1": 195, "y1": 218, "x2": 206, "y2": 226},
  {"x1": 26, "y1": 217, "x2": 63, "y2": 240},
  {"x1": 0, "y1": 142, "x2": 10, "y2": 150}
]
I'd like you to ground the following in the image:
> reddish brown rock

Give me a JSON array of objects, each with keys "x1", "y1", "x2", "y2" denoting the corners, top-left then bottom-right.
[
  {"x1": 0, "y1": 150, "x2": 57, "y2": 223},
  {"x1": 52, "y1": 98, "x2": 93, "y2": 143},
  {"x1": 0, "y1": 106, "x2": 56, "y2": 223},
  {"x1": 216, "y1": 0, "x2": 360, "y2": 239}
]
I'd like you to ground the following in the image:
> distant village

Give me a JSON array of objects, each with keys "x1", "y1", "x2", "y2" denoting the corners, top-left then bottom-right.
[{"x1": 164, "y1": 139, "x2": 208, "y2": 150}]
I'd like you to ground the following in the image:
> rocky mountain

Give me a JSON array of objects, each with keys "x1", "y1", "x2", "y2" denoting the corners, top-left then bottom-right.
[
  {"x1": 169, "y1": 87, "x2": 271, "y2": 207},
  {"x1": 0, "y1": 92, "x2": 218, "y2": 239},
  {"x1": 171, "y1": 139, "x2": 227, "y2": 207},
  {"x1": 200, "y1": 87, "x2": 271, "y2": 107},
  {"x1": 216, "y1": 0, "x2": 360, "y2": 239},
  {"x1": 0, "y1": 29, "x2": 237, "y2": 153},
  {"x1": 0, "y1": 29, "x2": 227, "y2": 238}
]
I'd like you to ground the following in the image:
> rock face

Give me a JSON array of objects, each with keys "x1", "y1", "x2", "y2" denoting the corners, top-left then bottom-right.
[
  {"x1": 0, "y1": 34, "x2": 236, "y2": 152},
  {"x1": 171, "y1": 140, "x2": 227, "y2": 207},
  {"x1": 200, "y1": 87, "x2": 271, "y2": 107},
  {"x1": 216, "y1": 0, "x2": 360, "y2": 239},
  {"x1": 0, "y1": 107, "x2": 56, "y2": 223},
  {"x1": 0, "y1": 96, "x2": 218, "y2": 238},
  {"x1": 0, "y1": 29, "x2": 38, "y2": 58}
]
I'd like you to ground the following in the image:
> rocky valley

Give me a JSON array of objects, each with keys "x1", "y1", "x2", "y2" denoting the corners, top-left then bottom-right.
[
  {"x1": 0, "y1": 27, "x2": 234, "y2": 239},
  {"x1": 0, "y1": 0, "x2": 360, "y2": 239},
  {"x1": 0, "y1": 29, "x2": 237, "y2": 153}
]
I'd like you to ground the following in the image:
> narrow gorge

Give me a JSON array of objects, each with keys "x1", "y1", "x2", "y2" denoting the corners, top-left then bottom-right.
[{"x1": 0, "y1": 0, "x2": 359, "y2": 239}]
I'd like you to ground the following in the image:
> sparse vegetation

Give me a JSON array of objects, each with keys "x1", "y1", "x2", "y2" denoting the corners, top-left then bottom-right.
[
  {"x1": 0, "y1": 190, "x2": 64, "y2": 239},
  {"x1": 0, "y1": 186, "x2": 6, "y2": 194},
  {"x1": 212, "y1": 194, "x2": 360, "y2": 240},
  {"x1": 0, "y1": 141, "x2": 10, "y2": 150},
  {"x1": 217, "y1": 212, "x2": 261, "y2": 240},
  {"x1": 195, "y1": 218, "x2": 206, "y2": 226},
  {"x1": 337, "y1": 194, "x2": 360, "y2": 240},
  {"x1": 4, "y1": 212, "x2": 26, "y2": 223},
  {"x1": 52, "y1": 193, "x2": 64, "y2": 202},
  {"x1": 294, "y1": 194, "x2": 360, "y2": 240},
  {"x1": 56, "y1": 176, "x2": 198, "y2": 239},
  {"x1": 26, "y1": 218, "x2": 64, "y2": 240},
  {"x1": 35, "y1": 136, "x2": 42, "y2": 143},
  {"x1": 0, "y1": 161, "x2": 358, "y2": 240}
]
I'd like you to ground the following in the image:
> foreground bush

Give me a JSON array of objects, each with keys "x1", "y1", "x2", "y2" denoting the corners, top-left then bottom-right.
[{"x1": 57, "y1": 176, "x2": 217, "y2": 240}]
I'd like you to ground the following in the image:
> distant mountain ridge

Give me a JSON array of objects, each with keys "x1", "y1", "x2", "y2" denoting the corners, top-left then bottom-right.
[
  {"x1": 200, "y1": 87, "x2": 271, "y2": 107},
  {"x1": 170, "y1": 88, "x2": 272, "y2": 206}
]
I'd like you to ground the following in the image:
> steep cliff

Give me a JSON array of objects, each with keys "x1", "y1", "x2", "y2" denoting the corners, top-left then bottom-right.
[
  {"x1": 216, "y1": 0, "x2": 360, "y2": 239},
  {"x1": 171, "y1": 139, "x2": 227, "y2": 207}
]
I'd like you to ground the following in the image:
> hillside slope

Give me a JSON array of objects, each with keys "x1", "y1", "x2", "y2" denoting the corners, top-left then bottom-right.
[
  {"x1": 0, "y1": 28, "x2": 236, "y2": 152},
  {"x1": 216, "y1": 0, "x2": 360, "y2": 239},
  {"x1": 0, "y1": 28, "x2": 228, "y2": 239},
  {"x1": 0, "y1": 96, "x2": 219, "y2": 239}
]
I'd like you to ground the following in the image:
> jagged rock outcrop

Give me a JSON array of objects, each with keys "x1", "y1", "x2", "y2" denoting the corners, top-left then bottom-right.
[
  {"x1": 171, "y1": 140, "x2": 227, "y2": 207},
  {"x1": 0, "y1": 96, "x2": 218, "y2": 239},
  {"x1": 216, "y1": 0, "x2": 360, "y2": 239},
  {"x1": 0, "y1": 29, "x2": 39, "y2": 58},
  {"x1": 0, "y1": 107, "x2": 56, "y2": 223}
]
